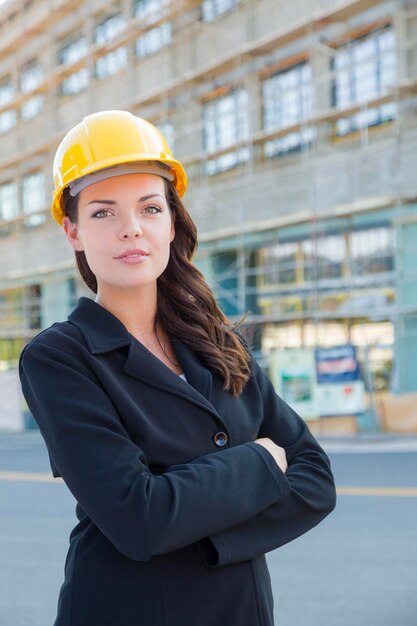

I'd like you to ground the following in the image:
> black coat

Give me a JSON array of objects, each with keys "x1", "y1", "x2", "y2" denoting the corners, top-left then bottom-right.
[{"x1": 19, "y1": 296, "x2": 336, "y2": 626}]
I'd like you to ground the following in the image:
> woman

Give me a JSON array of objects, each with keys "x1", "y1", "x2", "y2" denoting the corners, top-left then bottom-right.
[{"x1": 19, "y1": 110, "x2": 336, "y2": 626}]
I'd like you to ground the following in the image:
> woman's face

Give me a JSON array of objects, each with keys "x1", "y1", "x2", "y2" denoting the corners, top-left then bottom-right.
[{"x1": 63, "y1": 173, "x2": 175, "y2": 296}]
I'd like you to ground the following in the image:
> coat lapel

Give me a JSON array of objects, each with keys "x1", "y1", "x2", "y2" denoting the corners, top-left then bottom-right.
[
  {"x1": 171, "y1": 338, "x2": 213, "y2": 401},
  {"x1": 123, "y1": 337, "x2": 219, "y2": 419},
  {"x1": 68, "y1": 297, "x2": 221, "y2": 422}
]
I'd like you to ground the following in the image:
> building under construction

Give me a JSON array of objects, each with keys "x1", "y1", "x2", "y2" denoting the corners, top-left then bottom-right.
[{"x1": 1, "y1": 0, "x2": 417, "y2": 429}]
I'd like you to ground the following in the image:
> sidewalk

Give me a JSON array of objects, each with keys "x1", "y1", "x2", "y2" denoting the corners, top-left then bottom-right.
[
  {"x1": 1, "y1": 429, "x2": 417, "y2": 454},
  {"x1": 318, "y1": 432, "x2": 417, "y2": 453}
]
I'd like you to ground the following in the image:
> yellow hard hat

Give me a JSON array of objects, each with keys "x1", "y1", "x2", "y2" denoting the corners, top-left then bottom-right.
[{"x1": 51, "y1": 110, "x2": 188, "y2": 225}]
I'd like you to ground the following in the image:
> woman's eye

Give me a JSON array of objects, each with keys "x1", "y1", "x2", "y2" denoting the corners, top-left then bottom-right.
[
  {"x1": 92, "y1": 209, "x2": 111, "y2": 218},
  {"x1": 143, "y1": 206, "x2": 162, "y2": 214}
]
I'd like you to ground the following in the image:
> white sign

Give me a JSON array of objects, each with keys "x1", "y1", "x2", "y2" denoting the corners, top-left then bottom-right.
[
  {"x1": 315, "y1": 381, "x2": 365, "y2": 416},
  {"x1": 269, "y1": 349, "x2": 319, "y2": 420},
  {"x1": 0, "y1": 370, "x2": 24, "y2": 431},
  {"x1": 269, "y1": 345, "x2": 366, "y2": 420}
]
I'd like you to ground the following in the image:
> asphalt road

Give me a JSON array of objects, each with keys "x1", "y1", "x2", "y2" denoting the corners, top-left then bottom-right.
[{"x1": 0, "y1": 431, "x2": 416, "y2": 626}]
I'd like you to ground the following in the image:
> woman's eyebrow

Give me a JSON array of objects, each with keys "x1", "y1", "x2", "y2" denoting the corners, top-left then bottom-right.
[
  {"x1": 138, "y1": 193, "x2": 164, "y2": 202},
  {"x1": 87, "y1": 193, "x2": 163, "y2": 205},
  {"x1": 87, "y1": 199, "x2": 116, "y2": 205}
]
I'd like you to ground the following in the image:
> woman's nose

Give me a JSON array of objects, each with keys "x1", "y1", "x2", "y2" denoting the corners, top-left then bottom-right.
[
  {"x1": 120, "y1": 219, "x2": 143, "y2": 239},
  {"x1": 122, "y1": 230, "x2": 140, "y2": 239}
]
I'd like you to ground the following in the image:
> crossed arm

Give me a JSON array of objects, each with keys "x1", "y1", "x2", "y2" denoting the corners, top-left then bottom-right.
[{"x1": 19, "y1": 340, "x2": 336, "y2": 565}]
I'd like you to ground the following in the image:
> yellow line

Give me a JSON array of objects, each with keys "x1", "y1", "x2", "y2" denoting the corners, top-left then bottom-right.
[
  {"x1": 0, "y1": 472, "x2": 416, "y2": 497},
  {"x1": 337, "y1": 486, "x2": 417, "y2": 497},
  {"x1": 0, "y1": 471, "x2": 63, "y2": 484}
]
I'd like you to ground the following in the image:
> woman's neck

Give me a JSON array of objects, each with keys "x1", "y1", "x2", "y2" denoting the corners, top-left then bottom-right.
[
  {"x1": 95, "y1": 287, "x2": 182, "y2": 375},
  {"x1": 95, "y1": 286, "x2": 157, "y2": 337},
  {"x1": 95, "y1": 288, "x2": 182, "y2": 374}
]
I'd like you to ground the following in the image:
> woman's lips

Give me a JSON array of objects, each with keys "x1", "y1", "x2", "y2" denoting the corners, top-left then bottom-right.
[
  {"x1": 114, "y1": 249, "x2": 149, "y2": 264},
  {"x1": 116, "y1": 254, "x2": 149, "y2": 265}
]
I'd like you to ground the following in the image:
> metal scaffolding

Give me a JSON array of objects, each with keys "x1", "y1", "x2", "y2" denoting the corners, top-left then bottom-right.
[{"x1": 0, "y1": 0, "x2": 416, "y2": 408}]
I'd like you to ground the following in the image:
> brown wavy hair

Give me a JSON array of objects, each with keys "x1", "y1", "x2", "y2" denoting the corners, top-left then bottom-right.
[{"x1": 62, "y1": 180, "x2": 252, "y2": 396}]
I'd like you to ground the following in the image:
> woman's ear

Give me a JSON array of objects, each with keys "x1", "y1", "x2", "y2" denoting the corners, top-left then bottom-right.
[
  {"x1": 62, "y1": 217, "x2": 84, "y2": 252},
  {"x1": 169, "y1": 210, "x2": 176, "y2": 243}
]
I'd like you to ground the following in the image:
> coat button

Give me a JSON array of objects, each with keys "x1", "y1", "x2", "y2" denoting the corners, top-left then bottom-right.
[{"x1": 213, "y1": 432, "x2": 228, "y2": 447}]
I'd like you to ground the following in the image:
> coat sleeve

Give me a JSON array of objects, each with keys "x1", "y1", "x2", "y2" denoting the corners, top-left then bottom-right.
[
  {"x1": 196, "y1": 357, "x2": 337, "y2": 567},
  {"x1": 19, "y1": 339, "x2": 292, "y2": 562}
]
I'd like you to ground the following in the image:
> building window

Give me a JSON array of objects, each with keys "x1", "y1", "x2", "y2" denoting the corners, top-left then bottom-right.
[
  {"x1": 0, "y1": 78, "x2": 15, "y2": 106},
  {"x1": 0, "y1": 181, "x2": 18, "y2": 235},
  {"x1": 60, "y1": 70, "x2": 89, "y2": 96},
  {"x1": 260, "y1": 242, "x2": 298, "y2": 285},
  {"x1": 20, "y1": 61, "x2": 44, "y2": 121},
  {"x1": 95, "y1": 48, "x2": 127, "y2": 79},
  {"x1": 202, "y1": 0, "x2": 239, "y2": 22},
  {"x1": 0, "y1": 110, "x2": 16, "y2": 134},
  {"x1": 350, "y1": 226, "x2": 394, "y2": 274},
  {"x1": 134, "y1": 0, "x2": 171, "y2": 58},
  {"x1": 0, "y1": 181, "x2": 18, "y2": 221},
  {"x1": 136, "y1": 23, "x2": 171, "y2": 57},
  {"x1": 20, "y1": 62, "x2": 43, "y2": 92},
  {"x1": 27, "y1": 284, "x2": 42, "y2": 330},
  {"x1": 21, "y1": 96, "x2": 43, "y2": 121},
  {"x1": 59, "y1": 36, "x2": 88, "y2": 64},
  {"x1": 135, "y1": 0, "x2": 168, "y2": 19},
  {"x1": 0, "y1": 288, "x2": 25, "y2": 332},
  {"x1": 203, "y1": 89, "x2": 249, "y2": 175},
  {"x1": 263, "y1": 62, "x2": 315, "y2": 157},
  {"x1": 0, "y1": 77, "x2": 16, "y2": 134},
  {"x1": 94, "y1": 13, "x2": 127, "y2": 79},
  {"x1": 332, "y1": 27, "x2": 396, "y2": 136},
  {"x1": 156, "y1": 120, "x2": 174, "y2": 151},
  {"x1": 302, "y1": 235, "x2": 346, "y2": 281},
  {"x1": 22, "y1": 172, "x2": 46, "y2": 227},
  {"x1": 95, "y1": 12, "x2": 125, "y2": 45},
  {"x1": 59, "y1": 36, "x2": 89, "y2": 95}
]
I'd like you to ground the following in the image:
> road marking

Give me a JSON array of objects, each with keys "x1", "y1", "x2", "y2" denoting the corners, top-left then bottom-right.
[
  {"x1": 0, "y1": 472, "x2": 416, "y2": 497},
  {"x1": 0, "y1": 471, "x2": 63, "y2": 484},
  {"x1": 337, "y1": 486, "x2": 417, "y2": 497}
]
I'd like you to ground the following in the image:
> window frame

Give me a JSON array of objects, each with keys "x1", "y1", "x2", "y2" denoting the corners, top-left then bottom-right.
[
  {"x1": 331, "y1": 26, "x2": 396, "y2": 136},
  {"x1": 203, "y1": 87, "x2": 250, "y2": 175},
  {"x1": 262, "y1": 61, "x2": 315, "y2": 158}
]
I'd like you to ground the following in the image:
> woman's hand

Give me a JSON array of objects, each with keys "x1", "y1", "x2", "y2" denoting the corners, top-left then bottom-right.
[{"x1": 254, "y1": 438, "x2": 288, "y2": 473}]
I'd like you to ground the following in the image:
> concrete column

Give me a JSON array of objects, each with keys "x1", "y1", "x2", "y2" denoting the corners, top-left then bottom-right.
[
  {"x1": 393, "y1": 214, "x2": 417, "y2": 393},
  {"x1": 41, "y1": 276, "x2": 73, "y2": 328},
  {"x1": 394, "y1": 1, "x2": 412, "y2": 82}
]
